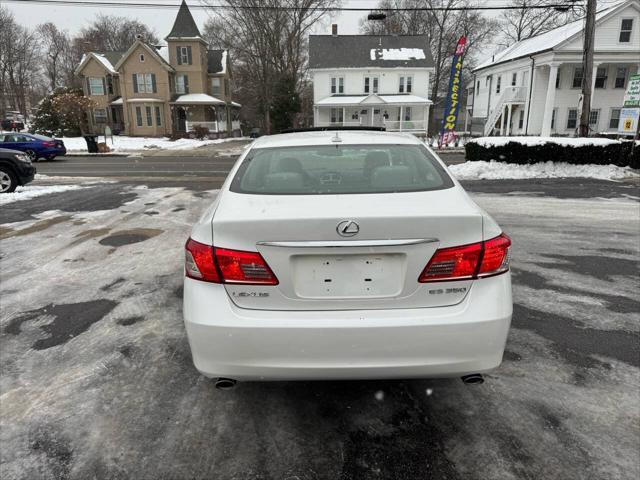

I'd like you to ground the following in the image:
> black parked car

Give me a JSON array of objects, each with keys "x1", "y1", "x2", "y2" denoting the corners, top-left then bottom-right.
[{"x1": 0, "y1": 147, "x2": 36, "y2": 193}]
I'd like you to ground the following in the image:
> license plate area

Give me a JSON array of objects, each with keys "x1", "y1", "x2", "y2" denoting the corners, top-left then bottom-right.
[{"x1": 291, "y1": 253, "x2": 405, "y2": 299}]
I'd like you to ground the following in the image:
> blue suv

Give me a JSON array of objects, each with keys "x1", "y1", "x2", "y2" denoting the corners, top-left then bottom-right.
[{"x1": 0, "y1": 133, "x2": 66, "y2": 161}]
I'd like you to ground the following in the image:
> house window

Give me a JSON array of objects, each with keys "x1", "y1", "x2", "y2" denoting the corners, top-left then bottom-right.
[
  {"x1": 521, "y1": 71, "x2": 529, "y2": 86},
  {"x1": 330, "y1": 77, "x2": 344, "y2": 94},
  {"x1": 550, "y1": 108, "x2": 557, "y2": 130},
  {"x1": 609, "y1": 108, "x2": 621, "y2": 129},
  {"x1": 518, "y1": 110, "x2": 524, "y2": 129},
  {"x1": 155, "y1": 106, "x2": 162, "y2": 126},
  {"x1": 94, "y1": 108, "x2": 107, "y2": 124},
  {"x1": 485, "y1": 76, "x2": 490, "y2": 86},
  {"x1": 615, "y1": 67, "x2": 627, "y2": 89},
  {"x1": 176, "y1": 74, "x2": 189, "y2": 94},
  {"x1": 555, "y1": 71, "x2": 561, "y2": 89},
  {"x1": 106, "y1": 76, "x2": 114, "y2": 95},
  {"x1": 135, "y1": 106, "x2": 143, "y2": 127},
  {"x1": 476, "y1": 80, "x2": 480, "y2": 93},
  {"x1": 572, "y1": 67, "x2": 583, "y2": 88},
  {"x1": 589, "y1": 109, "x2": 600, "y2": 128},
  {"x1": 595, "y1": 67, "x2": 607, "y2": 88},
  {"x1": 88, "y1": 77, "x2": 104, "y2": 96},
  {"x1": 145, "y1": 106, "x2": 153, "y2": 127},
  {"x1": 619, "y1": 18, "x2": 633, "y2": 43},
  {"x1": 399, "y1": 76, "x2": 412, "y2": 93},
  {"x1": 330, "y1": 108, "x2": 343, "y2": 124},
  {"x1": 134, "y1": 73, "x2": 156, "y2": 93},
  {"x1": 179, "y1": 46, "x2": 191, "y2": 65},
  {"x1": 496, "y1": 76, "x2": 501, "y2": 94},
  {"x1": 364, "y1": 76, "x2": 379, "y2": 94},
  {"x1": 511, "y1": 73, "x2": 517, "y2": 86},
  {"x1": 404, "y1": 106, "x2": 411, "y2": 121},
  {"x1": 140, "y1": 54, "x2": 145, "y2": 62},
  {"x1": 211, "y1": 77, "x2": 221, "y2": 95},
  {"x1": 566, "y1": 108, "x2": 577, "y2": 129}
]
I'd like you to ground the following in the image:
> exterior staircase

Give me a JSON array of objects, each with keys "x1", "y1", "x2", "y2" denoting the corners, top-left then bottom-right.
[{"x1": 483, "y1": 86, "x2": 527, "y2": 136}]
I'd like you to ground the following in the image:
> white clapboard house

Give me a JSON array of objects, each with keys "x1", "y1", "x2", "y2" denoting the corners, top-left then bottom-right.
[
  {"x1": 309, "y1": 28, "x2": 435, "y2": 135},
  {"x1": 466, "y1": 0, "x2": 640, "y2": 137}
]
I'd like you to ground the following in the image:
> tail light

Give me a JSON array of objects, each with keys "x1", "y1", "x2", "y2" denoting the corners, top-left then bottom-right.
[
  {"x1": 42, "y1": 141, "x2": 56, "y2": 147},
  {"x1": 185, "y1": 238, "x2": 278, "y2": 285},
  {"x1": 419, "y1": 233, "x2": 511, "y2": 282}
]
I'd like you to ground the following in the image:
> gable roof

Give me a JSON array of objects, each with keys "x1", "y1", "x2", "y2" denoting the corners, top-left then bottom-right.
[
  {"x1": 166, "y1": 0, "x2": 203, "y2": 40},
  {"x1": 474, "y1": 0, "x2": 635, "y2": 71},
  {"x1": 75, "y1": 51, "x2": 126, "y2": 75},
  {"x1": 114, "y1": 40, "x2": 174, "y2": 72},
  {"x1": 309, "y1": 35, "x2": 434, "y2": 69}
]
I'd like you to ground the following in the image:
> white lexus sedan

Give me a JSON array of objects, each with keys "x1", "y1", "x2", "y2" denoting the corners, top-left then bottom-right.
[{"x1": 183, "y1": 129, "x2": 512, "y2": 388}]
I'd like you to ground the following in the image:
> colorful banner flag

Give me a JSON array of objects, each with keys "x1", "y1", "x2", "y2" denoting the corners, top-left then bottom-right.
[{"x1": 439, "y1": 36, "x2": 467, "y2": 148}]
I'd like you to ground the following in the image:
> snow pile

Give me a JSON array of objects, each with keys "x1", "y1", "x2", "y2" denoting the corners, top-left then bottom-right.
[
  {"x1": 370, "y1": 48, "x2": 426, "y2": 61},
  {"x1": 469, "y1": 136, "x2": 620, "y2": 148},
  {"x1": 0, "y1": 185, "x2": 84, "y2": 205},
  {"x1": 61, "y1": 136, "x2": 248, "y2": 153},
  {"x1": 449, "y1": 160, "x2": 638, "y2": 181}
]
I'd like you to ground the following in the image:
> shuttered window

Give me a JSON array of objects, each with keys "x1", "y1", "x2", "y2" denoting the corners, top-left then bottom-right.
[
  {"x1": 177, "y1": 46, "x2": 192, "y2": 65},
  {"x1": 88, "y1": 77, "x2": 105, "y2": 95},
  {"x1": 133, "y1": 73, "x2": 157, "y2": 93},
  {"x1": 135, "y1": 107, "x2": 143, "y2": 127}
]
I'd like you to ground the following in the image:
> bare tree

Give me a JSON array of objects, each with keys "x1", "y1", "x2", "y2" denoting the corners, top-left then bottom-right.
[
  {"x1": 497, "y1": 0, "x2": 581, "y2": 46},
  {"x1": 75, "y1": 14, "x2": 159, "y2": 52},
  {"x1": 202, "y1": 0, "x2": 339, "y2": 133},
  {"x1": 361, "y1": 0, "x2": 499, "y2": 134},
  {"x1": 39, "y1": 23, "x2": 70, "y2": 91}
]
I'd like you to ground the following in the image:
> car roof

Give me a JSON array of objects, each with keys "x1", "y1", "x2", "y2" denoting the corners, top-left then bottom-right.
[{"x1": 250, "y1": 130, "x2": 424, "y2": 149}]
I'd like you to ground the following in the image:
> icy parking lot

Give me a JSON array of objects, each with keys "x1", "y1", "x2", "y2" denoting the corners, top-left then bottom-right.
[{"x1": 1, "y1": 178, "x2": 639, "y2": 479}]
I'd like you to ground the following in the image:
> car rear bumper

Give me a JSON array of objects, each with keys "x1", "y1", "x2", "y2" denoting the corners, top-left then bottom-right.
[{"x1": 183, "y1": 273, "x2": 512, "y2": 381}]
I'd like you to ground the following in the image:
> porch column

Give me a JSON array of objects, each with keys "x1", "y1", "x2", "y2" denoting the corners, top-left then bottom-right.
[
  {"x1": 541, "y1": 63, "x2": 559, "y2": 136},
  {"x1": 313, "y1": 106, "x2": 318, "y2": 127},
  {"x1": 499, "y1": 105, "x2": 505, "y2": 135},
  {"x1": 370, "y1": 110, "x2": 374, "y2": 126},
  {"x1": 399, "y1": 105, "x2": 404, "y2": 132},
  {"x1": 342, "y1": 107, "x2": 345, "y2": 126},
  {"x1": 506, "y1": 104, "x2": 513, "y2": 136},
  {"x1": 423, "y1": 106, "x2": 428, "y2": 135}
]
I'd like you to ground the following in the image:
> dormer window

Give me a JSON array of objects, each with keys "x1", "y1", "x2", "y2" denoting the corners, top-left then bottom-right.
[
  {"x1": 140, "y1": 54, "x2": 145, "y2": 62},
  {"x1": 619, "y1": 18, "x2": 633, "y2": 42}
]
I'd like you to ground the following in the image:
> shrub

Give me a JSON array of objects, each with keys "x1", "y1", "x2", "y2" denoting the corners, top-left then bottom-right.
[
  {"x1": 192, "y1": 125, "x2": 210, "y2": 140},
  {"x1": 465, "y1": 139, "x2": 638, "y2": 168}
]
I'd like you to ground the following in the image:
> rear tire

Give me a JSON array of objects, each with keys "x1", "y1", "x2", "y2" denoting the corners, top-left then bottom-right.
[{"x1": 0, "y1": 166, "x2": 17, "y2": 193}]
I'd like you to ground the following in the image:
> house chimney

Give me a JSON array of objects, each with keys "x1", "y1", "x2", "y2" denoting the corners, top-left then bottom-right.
[{"x1": 331, "y1": 24, "x2": 338, "y2": 36}]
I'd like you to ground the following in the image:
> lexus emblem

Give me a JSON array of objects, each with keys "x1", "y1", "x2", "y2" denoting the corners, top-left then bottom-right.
[{"x1": 337, "y1": 220, "x2": 359, "y2": 237}]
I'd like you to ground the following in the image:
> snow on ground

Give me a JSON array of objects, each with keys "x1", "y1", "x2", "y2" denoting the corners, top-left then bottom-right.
[
  {"x1": 0, "y1": 184, "x2": 85, "y2": 205},
  {"x1": 469, "y1": 136, "x2": 620, "y2": 147},
  {"x1": 449, "y1": 160, "x2": 639, "y2": 181},
  {"x1": 62, "y1": 136, "x2": 249, "y2": 153}
]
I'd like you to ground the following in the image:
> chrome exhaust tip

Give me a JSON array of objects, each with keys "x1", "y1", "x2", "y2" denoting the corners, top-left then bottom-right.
[
  {"x1": 215, "y1": 378, "x2": 237, "y2": 390},
  {"x1": 461, "y1": 374, "x2": 484, "y2": 385}
]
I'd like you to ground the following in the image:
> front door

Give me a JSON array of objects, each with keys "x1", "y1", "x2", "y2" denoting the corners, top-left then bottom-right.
[{"x1": 177, "y1": 108, "x2": 187, "y2": 132}]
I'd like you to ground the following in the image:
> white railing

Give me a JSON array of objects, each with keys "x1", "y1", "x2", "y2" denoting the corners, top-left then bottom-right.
[
  {"x1": 383, "y1": 120, "x2": 427, "y2": 132},
  {"x1": 483, "y1": 86, "x2": 527, "y2": 136},
  {"x1": 316, "y1": 121, "x2": 364, "y2": 127},
  {"x1": 186, "y1": 121, "x2": 219, "y2": 133}
]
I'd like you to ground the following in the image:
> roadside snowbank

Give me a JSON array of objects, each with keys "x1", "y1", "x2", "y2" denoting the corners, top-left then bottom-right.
[
  {"x1": 468, "y1": 136, "x2": 620, "y2": 148},
  {"x1": 449, "y1": 160, "x2": 638, "y2": 181},
  {"x1": 62, "y1": 136, "x2": 249, "y2": 152},
  {"x1": 0, "y1": 185, "x2": 84, "y2": 205}
]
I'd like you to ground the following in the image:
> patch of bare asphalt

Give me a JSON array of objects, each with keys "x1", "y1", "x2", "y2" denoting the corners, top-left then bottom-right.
[
  {"x1": 0, "y1": 216, "x2": 71, "y2": 240},
  {"x1": 98, "y1": 228, "x2": 163, "y2": 247},
  {"x1": 512, "y1": 304, "x2": 640, "y2": 369},
  {"x1": 116, "y1": 316, "x2": 145, "y2": 326},
  {"x1": 536, "y1": 254, "x2": 639, "y2": 281},
  {"x1": 4, "y1": 300, "x2": 117, "y2": 351},
  {"x1": 0, "y1": 184, "x2": 138, "y2": 224}
]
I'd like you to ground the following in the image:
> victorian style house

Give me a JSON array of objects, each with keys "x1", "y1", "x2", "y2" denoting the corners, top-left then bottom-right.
[{"x1": 75, "y1": 0, "x2": 241, "y2": 137}]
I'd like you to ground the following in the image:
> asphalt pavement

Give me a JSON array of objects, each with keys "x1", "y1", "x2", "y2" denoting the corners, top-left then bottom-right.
[{"x1": 1, "y1": 153, "x2": 638, "y2": 480}]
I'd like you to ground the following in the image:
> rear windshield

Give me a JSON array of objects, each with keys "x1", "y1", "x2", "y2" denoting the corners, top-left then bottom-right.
[{"x1": 229, "y1": 144, "x2": 454, "y2": 195}]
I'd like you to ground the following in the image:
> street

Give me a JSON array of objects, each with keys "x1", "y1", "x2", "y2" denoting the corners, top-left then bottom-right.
[{"x1": 0, "y1": 155, "x2": 638, "y2": 480}]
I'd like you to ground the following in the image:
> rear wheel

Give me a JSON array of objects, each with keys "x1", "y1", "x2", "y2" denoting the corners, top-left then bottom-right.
[{"x1": 0, "y1": 167, "x2": 17, "y2": 193}]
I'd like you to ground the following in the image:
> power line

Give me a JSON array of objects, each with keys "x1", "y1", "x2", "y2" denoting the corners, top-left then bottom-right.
[{"x1": 3, "y1": 0, "x2": 585, "y2": 12}]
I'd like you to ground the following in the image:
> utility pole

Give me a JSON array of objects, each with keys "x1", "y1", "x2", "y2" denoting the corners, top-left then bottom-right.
[{"x1": 579, "y1": 0, "x2": 597, "y2": 137}]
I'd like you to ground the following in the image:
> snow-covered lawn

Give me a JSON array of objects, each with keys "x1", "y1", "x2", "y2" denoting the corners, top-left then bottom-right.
[
  {"x1": 449, "y1": 160, "x2": 638, "y2": 181},
  {"x1": 468, "y1": 136, "x2": 621, "y2": 148},
  {"x1": 61, "y1": 136, "x2": 248, "y2": 153},
  {"x1": 0, "y1": 185, "x2": 85, "y2": 205}
]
